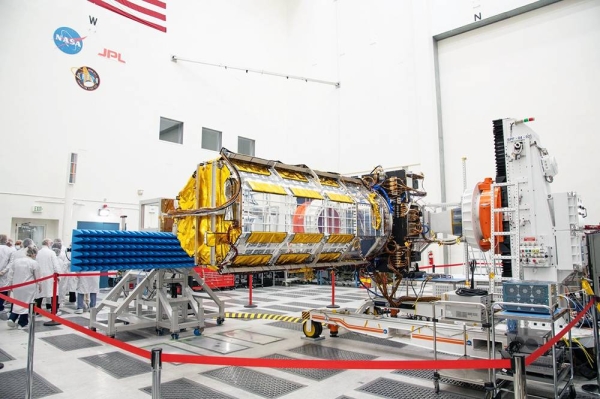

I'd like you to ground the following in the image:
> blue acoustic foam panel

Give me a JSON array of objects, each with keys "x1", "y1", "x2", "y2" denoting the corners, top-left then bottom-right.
[{"x1": 70, "y1": 230, "x2": 194, "y2": 271}]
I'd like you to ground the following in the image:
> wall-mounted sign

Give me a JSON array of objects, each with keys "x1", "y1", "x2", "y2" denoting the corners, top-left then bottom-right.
[
  {"x1": 53, "y1": 27, "x2": 85, "y2": 55},
  {"x1": 98, "y1": 48, "x2": 126, "y2": 63},
  {"x1": 71, "y1": 66, "x2": 100, "y2": 91},
  {"x1": 31, "y1": 206, "x2": 43, "y2": 213}
]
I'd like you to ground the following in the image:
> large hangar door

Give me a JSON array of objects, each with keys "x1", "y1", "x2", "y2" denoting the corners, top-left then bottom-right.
[{"x1": 437, "y1": 0, "x2": 600, "y2": 225}]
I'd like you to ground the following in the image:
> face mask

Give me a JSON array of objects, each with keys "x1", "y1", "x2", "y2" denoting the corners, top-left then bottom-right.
[{"x1": 15, "y1": 245, "x2": 21, "y2": 250}]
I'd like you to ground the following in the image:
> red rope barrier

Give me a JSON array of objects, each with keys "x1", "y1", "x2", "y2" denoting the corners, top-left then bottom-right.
[
  {"x1": 159, "y1": 353, "x2": 512, "y2": 370},
  {"x1": 0, "y1": 284, "x2": 591, "y2": 372},
  {"x1": 0, "y1": 292, "x2": 151, "y2": 359},
  {"x1": 1, "y1": 275, "x2": 54, "y2": 292},
  {"x1": 0, "y1": 289, "x2": 512, "y2": 370},
  {"x1": 526, "y1": 298, "x2": 594, "y2": 365}
]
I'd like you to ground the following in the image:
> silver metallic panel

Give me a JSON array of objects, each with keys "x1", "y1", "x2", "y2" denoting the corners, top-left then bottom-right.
[
  {"x1": 337, "y1": 332, "x2": 408, "y2": 349},
  {"x1": 202, "y1": 366, "x2": 305, "y2": 398},
  {"x1": 79, "y1": 351, "x2": 151, "y2": 379},
  {"x1": 0, "y1": 369, "x2": 62, "y2": 398},
  {"x1": 267, "y1": 321, "x2": 303, "y2": 332},
  {"x1": 217, "y1": 329, "x2": 284, "y2": 345},
  {"x1": 288, "y1": 343, "x2": 377, "y2": 361},
  {"x1": 113, "y1": 331, "x2": 147, "y2": 343},
  {"x1": 0, "y1": 348, "x2": 15, "y2": 362},
  {"x1": 180, "y1": 337, "x2": 248, "y2": 354},
  {"x1": 392, "y1": 369, "x2": 486, "y2": 392},
  {"x1": 357, "y1": 378, "x2": 468, "y2": 399},
  {"x1": 33, "y1": 320, "x2": 62, "y2": 332},
  {"x1": 140, "y1": 378, "x2": 237, "y2": 399},
  {"x1": 41, "y1": 333, "x2": 102, "y2": 351},
  {"x1": 263, "y1": 354, "x2": 344, "y2": 381}
]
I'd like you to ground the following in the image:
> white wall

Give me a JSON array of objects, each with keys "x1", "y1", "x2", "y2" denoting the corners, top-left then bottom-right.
[
  {"x1": 437, "y1": 0, "x2": 600, "y2": 263},
  {"x1": 0, "y1": 0, "x2": 441, "y2": 247}
]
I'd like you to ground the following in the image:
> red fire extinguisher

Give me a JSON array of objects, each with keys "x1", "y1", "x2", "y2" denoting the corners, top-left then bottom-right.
[{"x1": 428, "y1": 251, "x2": 434, "y2": 272}]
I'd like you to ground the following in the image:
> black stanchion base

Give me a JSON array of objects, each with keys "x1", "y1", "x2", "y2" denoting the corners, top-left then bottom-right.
[
  {"x1": 582, "y1": 384, "x2": 600, "y2": 396},
  {"x1": 326, "y1": 304, "x2": 340, "y2": 309},
  {"x1": 244, "y1": 304, "x2": 257, "y2": 308}
]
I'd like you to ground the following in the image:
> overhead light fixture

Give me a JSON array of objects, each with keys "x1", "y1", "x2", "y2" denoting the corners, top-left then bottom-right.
[{"x1": 98, "y1": 204, "x2": 110, "y2": 217}]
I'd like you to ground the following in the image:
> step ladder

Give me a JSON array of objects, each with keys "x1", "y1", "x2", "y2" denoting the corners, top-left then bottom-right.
[{"x1": 489, "y1": 181, "x2": 521, "y2": 300}]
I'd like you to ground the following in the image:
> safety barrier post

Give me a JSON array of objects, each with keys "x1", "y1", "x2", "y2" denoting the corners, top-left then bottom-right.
[
  {"x1": 25, "y1": 302, "x2": 36, "y2": 399},
  {"x1": 512, "y1": 353, "x2": 527, "y2": 398},
  {"x1": 44, "y1": 273, "x2": 60, "y2": 327},
  {"x1": 326, "y1": 268, "x2": 339, "y2": 309},
  {"x1": 151, "y1": 348, "x2": 162, "y2": 399},
  {"x1": 582, "y1": 295, "x2": 600, "y2": 394},
  {"x1": 244, "y1": 274, "x2": 257, "y2": 308}
]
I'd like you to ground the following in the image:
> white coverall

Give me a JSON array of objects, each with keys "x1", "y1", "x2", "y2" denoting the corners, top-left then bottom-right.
[
  {"x1": 35, "y1": 246, "x2": 59, "y2": 299},
  {"x1": 8, "y1": 257, "x2": 39, "y2": 315},
  {"x1": 76, "y1": 272, "x2": 100, "y2": 309}
]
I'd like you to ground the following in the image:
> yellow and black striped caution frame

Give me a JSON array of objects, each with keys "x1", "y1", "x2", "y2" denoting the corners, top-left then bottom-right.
[{"x1": 222, "y1": 312, "x2": 302, "y2": 323}]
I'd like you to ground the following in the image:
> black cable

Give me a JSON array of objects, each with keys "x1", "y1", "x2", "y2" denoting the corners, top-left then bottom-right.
[{"x1": 455, "y1": 287, "x2": 488, "y2": 296}]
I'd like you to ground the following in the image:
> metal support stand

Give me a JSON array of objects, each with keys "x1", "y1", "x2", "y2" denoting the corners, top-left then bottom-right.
[
  {"x1": 583, "y1": 296, "x2": 600, "y2": 395},
  {"x1": 151, "y1": 348, "x2": 162, "y2": 399},
  {"x1": 25, "y1": 302, "x2": 35, "y2": 399},
  {"x1": 326, "y1": 269, "x2": 339, "y2": 309},
  {"x1": 43, "y1": 273, "x2": 61, "y2": 327},
  {"x1": 244, "y1": 274, "x2": 257, "y2": 308},
  {"x1": 512, "y1": 354, "x2": 527, "y2": 399}
]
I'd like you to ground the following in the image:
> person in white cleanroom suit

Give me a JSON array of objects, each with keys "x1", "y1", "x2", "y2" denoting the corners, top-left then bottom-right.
[
  {"x1": 52, "y1": 246, "x2": 69, "y2": 305},
  {"x1": 35, "y1": 238, "x2": 61, "y2": 315},
  {"x1": 7, "y1": 246, "x2": 40, "y2": 330},
  {"x1": 75, "y1": 270, "x2": 100, "y2": 314},
  {"x1": 0, "y1": 234, "x2": 13, "y2": 313}
]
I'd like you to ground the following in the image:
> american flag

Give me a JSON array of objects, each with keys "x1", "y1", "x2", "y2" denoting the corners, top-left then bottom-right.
[{"x1": 88, "y1": 0, "x2": 166, "y2": 33}]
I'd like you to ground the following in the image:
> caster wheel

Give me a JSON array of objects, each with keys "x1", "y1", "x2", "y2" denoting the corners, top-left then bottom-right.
[
  {"x1": 171, "y1": 333, "x2": 179, "y2": 340},
  {"x1": 568, "y1": 385, "x2": 576, "y2": 399},
  {"x1": 302, "y1": 321, "x2": 323, "y2": 338},
  {"x1": 216, "y1": 317, "x2": 224, "y2": 326},
  {"x1": 194, "y1": 328, "x2": 202, "y2": 336}
]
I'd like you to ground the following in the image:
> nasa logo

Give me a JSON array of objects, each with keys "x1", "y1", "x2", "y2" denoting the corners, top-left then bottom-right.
[
  {"x1": 54, "y1": 27, "x2": 85, "y2": 55},
  {"x1": 71, "y1": 66, "x2": 100, "y2": 91}
]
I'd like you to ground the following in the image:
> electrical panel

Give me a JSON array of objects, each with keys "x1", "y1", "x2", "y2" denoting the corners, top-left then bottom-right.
[
  {"x1": 441, "y1": 304, "x2": 488, "y2": 323},
  {"x1": 519, "y1": 239, "x2": 551, "y2": 267},
  {"x1": 503, "y1": 280, "x2": 558, "y2": 314}
]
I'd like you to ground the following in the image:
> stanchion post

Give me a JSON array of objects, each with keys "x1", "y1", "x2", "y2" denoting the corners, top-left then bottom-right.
[
  {"x1": 582, "y1": 295, "x2": 600, "y2": 395},
  {"x1": 326, "y1": 268, "x2": 339, "y2": 309},
  {"x1": 151, "y1": 348, "x2": 162, "y2": 399},
  {"x1": 512, "y1": 353, "x2": 527, "y2": 398},
  {"x1": 244, "y1": 274, "x2": 257, "y2": 308},
  {"x1": 43, "y1": 273, "x2": 61, "y2": 327},
  {"x1": 25, "y1": 302, "x2": 36, "y2": 399}
]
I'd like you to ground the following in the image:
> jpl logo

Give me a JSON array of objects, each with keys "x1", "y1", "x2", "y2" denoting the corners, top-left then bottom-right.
[
  {"x1": 98, "y1": 48, "x2": 126, "y2": 63},
  {"x1": 53, "y1": 27, "x2": 84, "y2": 55}
]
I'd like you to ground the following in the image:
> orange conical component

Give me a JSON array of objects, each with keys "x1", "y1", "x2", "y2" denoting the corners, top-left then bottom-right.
[
  {"x1": 292, "y1": 202, "x2": 311, "y2": 233},
  {"x1": 477, "y1": 178, "x2": 504, "y2": 253}
]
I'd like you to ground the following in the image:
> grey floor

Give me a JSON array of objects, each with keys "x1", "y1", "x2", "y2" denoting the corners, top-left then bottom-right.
[{"x1": 0, "y1": 283, "x2": 595, "y2": 398}]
